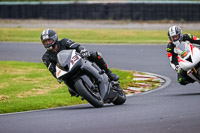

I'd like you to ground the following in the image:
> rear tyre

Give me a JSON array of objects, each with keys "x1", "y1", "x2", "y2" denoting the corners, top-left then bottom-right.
[
  {"x1": 75, "y1": 79, "x2": 104, "y2": 108},
  {"x1": 112, "y1": 86, "x2": 126, "y2": 105}
]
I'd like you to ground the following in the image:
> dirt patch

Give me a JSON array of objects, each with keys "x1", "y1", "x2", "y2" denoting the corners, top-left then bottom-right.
[
  {"x1": 0, "y1": 64, "x2": 46, "y2": 75},
  {"x1": 0, "y1": 67, "x2": 27, "y2": 75},
  {"x1": 0, "y1": 83, "x2": 9, "y2": 89},
  {"x1": 17, "y1": 83, "x2": 64, "y2": 98},
  {"x1": 0, "y1": 95, "x2": 10, "y2": 101},
  {"x1": 12, "y1": 76, "x2": 39, "y2": 83},
  {"x1": 17, "y1": 89, "x2": 48, "y2": 98}
]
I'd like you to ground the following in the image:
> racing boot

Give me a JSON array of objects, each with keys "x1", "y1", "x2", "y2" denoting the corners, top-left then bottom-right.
[
  {"x1": 90, "y1": 51, "x2": 119, "y2": 81},
  {"x1": 96, "y1": 59, "x2": 119, "y2": 81},
  {"x1": 177, "y1": 69, "x2": 195, "y2": 85},
  {"x1": 105, "y1": 69, "x2": 119, "y2": 81}
]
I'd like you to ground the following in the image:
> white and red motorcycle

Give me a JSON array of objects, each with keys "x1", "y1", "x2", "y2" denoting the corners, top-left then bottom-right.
[{"x1": 176, "y1": 41, "x2": 200, "y2": 83}]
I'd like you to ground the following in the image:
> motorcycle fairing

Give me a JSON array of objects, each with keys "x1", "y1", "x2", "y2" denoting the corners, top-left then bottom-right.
[
  {"x1": 56, "y1": 49, "x2": 115, "y2": 101},
  {"x1": 79, "y1": 75, "x2": 95, "y2": 89},
  {"x1": 177, "y1": 42, "x2": 200, "y2": 71},
  {"x1": 57, "y1": 50, "x2": 81, "y2": 71},
  {"x1": 80, "y1": 60, "x2": 110, "y2": 99},
  {"x1": 56, "y1": 65, "x2": 68, "y2": 79}
]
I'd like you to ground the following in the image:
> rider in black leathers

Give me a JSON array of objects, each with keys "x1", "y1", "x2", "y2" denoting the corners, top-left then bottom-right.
[
  {"x1": 166, "y1": 26, "x2": 200, "y2": 85},
  {"x1": 41, "y1": 29, "x2": 119, "y2": 95}
]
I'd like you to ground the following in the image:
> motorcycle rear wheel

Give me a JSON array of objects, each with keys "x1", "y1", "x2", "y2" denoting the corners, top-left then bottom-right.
[{"x1": 75, "y1": 79, "x2": 104, "y2": 108}]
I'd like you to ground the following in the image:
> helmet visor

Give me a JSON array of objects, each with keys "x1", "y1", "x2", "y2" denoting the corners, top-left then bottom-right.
[
  {"x1": 170, "y1": 34, "x2": 180, "y2": 42},
  {"x1": 42, "y1": 39, "x2": 53, "y2": 45},
  {"x1": 42, "y1": 39, "x2": 54, "y2": 50}
]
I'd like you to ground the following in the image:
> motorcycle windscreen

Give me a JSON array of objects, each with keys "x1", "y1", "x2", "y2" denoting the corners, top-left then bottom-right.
[
  {"x1": 176, "y1": 41, "x2": 190, "y2": 56},
  {"x1": 57, "y1": 50, "x2": 74, "y2": 68}
]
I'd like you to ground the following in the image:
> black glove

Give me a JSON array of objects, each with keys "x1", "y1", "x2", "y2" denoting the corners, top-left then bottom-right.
[
  {"x1": 175, "y1": 65, "x2": 181, "y2": 72},
  {"x1": 80, "y1": 49, "x2": 90, "y2": 58},
  {"x1": 183, "y1": 34, "x2": 192, "y2": 41},
  {"x1": 57, "y1": 78, "x2": 63, "y2": 84}
]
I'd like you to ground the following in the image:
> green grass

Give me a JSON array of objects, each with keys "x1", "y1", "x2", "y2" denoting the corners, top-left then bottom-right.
[
  {"x1": 0, "y1": 61, "x2": 133, "y2": 114},
  {"x1": 1, "y1": 27, "x2": 200, "y2": 44}
]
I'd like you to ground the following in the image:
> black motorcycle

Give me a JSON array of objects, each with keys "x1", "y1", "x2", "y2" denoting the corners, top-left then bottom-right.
[{"x1": 56, "y1": 50, "x2": 126, "y2": 108}]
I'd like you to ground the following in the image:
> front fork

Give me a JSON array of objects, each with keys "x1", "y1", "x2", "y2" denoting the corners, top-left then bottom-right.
[{"x1": 187, "y1": 67, "x2": 200, "y2": 83}]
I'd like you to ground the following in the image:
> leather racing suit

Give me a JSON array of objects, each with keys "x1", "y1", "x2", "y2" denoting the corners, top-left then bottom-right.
[{"x1": 42, "y1": 38, "x2": 118, "y2": 81}]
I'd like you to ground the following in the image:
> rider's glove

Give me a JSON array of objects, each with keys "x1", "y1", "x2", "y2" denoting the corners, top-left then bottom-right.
[
  {"x1": 80, "y1": 49, "x2": 90, "y2": 58},
  {"x1": 183, "y1": 34, "x2": 192, "y2": 41},
  {"x1": 57, "y1": 78, "x2": 63, "y2": 84},
  {"x1": 175, "y1": 65, "x2": 181, "y2": 73}
]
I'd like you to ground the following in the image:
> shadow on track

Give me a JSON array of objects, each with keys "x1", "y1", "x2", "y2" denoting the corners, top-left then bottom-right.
[
  {"x1": 52, "y1": 103, "x2": 127, "y2": 111},
  {"x1": 166, "y1": 93, "x2": 200, "y2": 97}
]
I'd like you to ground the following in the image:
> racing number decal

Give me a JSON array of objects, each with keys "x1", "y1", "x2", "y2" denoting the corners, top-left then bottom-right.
[{"x1": 70, "y1": 55, "x2": 80, "y2": 65}]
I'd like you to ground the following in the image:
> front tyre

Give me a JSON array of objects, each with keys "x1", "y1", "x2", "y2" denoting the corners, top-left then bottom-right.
[
  {"x1": 74, "y1": 79, "x2": 104, "y2": 108},
  {"x1": 113, "y1": 86, "x2": 126, "y2": 105}
]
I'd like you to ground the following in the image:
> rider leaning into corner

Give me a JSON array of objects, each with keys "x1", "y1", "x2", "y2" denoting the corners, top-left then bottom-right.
[
  {"x1": 41, "y1": 29, "x2": 119, "y2": 95},
  {"x1": 166, "y1": 26, "x2": 200, "y2": 85}
]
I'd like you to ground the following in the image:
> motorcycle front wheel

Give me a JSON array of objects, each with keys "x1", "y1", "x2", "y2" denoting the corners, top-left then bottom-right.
[{"x1": 75, "y1": 79, "x2": 104, "y2": 108}]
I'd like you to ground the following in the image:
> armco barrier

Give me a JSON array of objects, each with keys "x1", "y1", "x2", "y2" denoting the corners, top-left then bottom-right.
[{"x1": 0, "y1": 1, "x2": 200, "y2": 21}]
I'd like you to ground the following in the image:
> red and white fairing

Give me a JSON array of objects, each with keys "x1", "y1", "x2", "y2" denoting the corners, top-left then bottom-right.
[
  {"x1": 177, "y1": 42, "x2": 200, "y2": 71},
  {"x1": 176, "y1": 41, "x2": 200, "y2": 81}
]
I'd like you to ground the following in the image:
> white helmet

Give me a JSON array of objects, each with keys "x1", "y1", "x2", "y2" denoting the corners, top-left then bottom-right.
[{"x1": 168, "y1": 26, "x2": 183, "y2": 46}]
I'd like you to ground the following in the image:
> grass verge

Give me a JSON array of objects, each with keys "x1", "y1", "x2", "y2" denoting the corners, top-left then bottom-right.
[
  {"x1": 0, "y1": 61, "x2": 134, "y2": 114},
  {"x1": 1, "y1": 27, "x2": 200, "y2": 44}
]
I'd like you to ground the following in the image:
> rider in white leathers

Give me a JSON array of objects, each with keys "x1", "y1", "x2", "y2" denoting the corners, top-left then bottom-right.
[{"x1": 166, "y1": 26, "x2": 200, "y2": 85}]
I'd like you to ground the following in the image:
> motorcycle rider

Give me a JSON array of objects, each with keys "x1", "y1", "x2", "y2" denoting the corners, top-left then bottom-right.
[
  {"x1": 166, "y1": 26, "x2": 200, "y2": 85},
  {"x1": 41, "y1": 29, "x2": 119, "y2": 95}
]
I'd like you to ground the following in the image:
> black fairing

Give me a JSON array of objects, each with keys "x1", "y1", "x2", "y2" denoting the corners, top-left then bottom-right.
[
  {"x1": 57, "y1": 50, "x2": 83, "y2": 80},
  {"x1": 80, "y1": 60, "x2": 110, "y2": 99},
  {"x1": 57, "y1": 50, "x2": 110, "y2": 100}
]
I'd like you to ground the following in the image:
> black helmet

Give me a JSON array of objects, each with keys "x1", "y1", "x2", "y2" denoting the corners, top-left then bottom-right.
[
  {"x1": 168, "y1": 26, "x2": 183, "y2": 46},
  {"x1": 41, "y1": 29, "x2": 58, "y2": 50}
]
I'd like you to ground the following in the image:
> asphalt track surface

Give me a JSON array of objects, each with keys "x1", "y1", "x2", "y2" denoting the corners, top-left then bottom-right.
[{"x1": 0, "y1": 42, "x2": 200, "y2": 133}]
